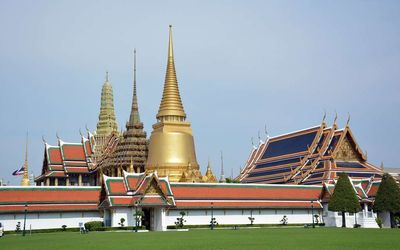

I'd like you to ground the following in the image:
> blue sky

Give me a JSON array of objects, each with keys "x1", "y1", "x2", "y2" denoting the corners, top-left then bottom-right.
[{"x1": 0, "y1": 0, "x2": 399, "y2": 184}]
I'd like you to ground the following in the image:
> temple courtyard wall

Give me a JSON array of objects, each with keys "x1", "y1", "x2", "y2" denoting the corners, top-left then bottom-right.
[{"x1": 0, "y1": 211, "x2": 102, "y2": 231}]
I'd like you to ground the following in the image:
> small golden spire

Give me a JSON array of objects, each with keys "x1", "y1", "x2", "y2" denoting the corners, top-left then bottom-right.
[
  {"x1": 380, "y1": 161, "x2": 384, "y2": 171},
  {"x1": 21, "y1": 132, "x2": 30, "y2": 186},
  {"x1": 156, "y1": 25, "x2": 186, "y2": 121},
  {"x1": 106, "y1": 71, "x2": 109, "y2": 81}
]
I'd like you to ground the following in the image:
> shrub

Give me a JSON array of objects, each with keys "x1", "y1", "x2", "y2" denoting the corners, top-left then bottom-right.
[
  {"x1": 15, "y1": 222, "x2": 21, "y2": 233},
  {"x1": 84, "y1": 221, "x2": 104, "y2": 231},
  {"x1": 61, "y1": 225, "x2": 67, "y2": 231},
  {"x1": 375, "y1": 217, "x2": 383, "y2": 228},
  {"x1": 119, "y1": 218, "x2": 125, "y2": 227},
  {"x1": 175, "y1": 211, "x2": 186, "y2": 229}
]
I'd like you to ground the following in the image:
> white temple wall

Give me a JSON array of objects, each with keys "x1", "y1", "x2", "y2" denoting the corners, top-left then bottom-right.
[
  {"x1": 0, "y1": 211, "x2": 102, "y2": 231},
  {"x1": 166, "y1": 208, "x2": 322, "y2": 226},
  {"x1": 322, "y1": 204, "x2": 379, "y2": 228},
  {"x1": 110, "y1": 207, "x2": 135, "y2": 228},
  {"x1": 378, "y1": 211, "x2": 391, "y2": 228}
]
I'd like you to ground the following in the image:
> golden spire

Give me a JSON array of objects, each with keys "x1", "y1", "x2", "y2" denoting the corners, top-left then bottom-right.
[
  {"x1": 128, "y1": 49, "x2": 141, "y2": 125},
  {"x1": 96, "y1": 71, "x2": 118, "y2": 136},
  {"x1": 21, "y1": 132, "x2": 30, "y2": 186},
  {"x1": 156, "y1": 25, "x2": 186, "y2": 121}
]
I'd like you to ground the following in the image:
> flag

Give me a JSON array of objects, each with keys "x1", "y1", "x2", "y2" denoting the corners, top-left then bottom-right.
[{"x1": 12, "y1": 166, "x2": 24, "y2": 176}]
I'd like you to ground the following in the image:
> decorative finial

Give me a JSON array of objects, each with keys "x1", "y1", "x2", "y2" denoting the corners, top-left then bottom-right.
[
  {"x1": 42, "y1": 135, "x2": 46, "y2": 143},
  {"x1": 346, "y1": 112, "x2": 351, "y2": 126},
  {"x1": 56, "y1": 132, "x2": 60, "y2": 140},
  {"x1": 251, "y1": 137, "x2": 254, "y2": 147},
  {"x1": 322, "y1": 111, "x2": 326, "y2": 124},
  {"x1": 333, "y1": 111, "x2": 338, "y2": 125},
  {"x1": 380, "y1": 161, "x2": 384, "y2": 171},
  {"x1": 85, "y1": 124, "x2": 89, "y2": 132},
  {"x1": 105, "y1": 71, "x2": 109, "y2": 81},
  {"x1": 79, "y1": 128, "x2": 83, "y2": 137}
]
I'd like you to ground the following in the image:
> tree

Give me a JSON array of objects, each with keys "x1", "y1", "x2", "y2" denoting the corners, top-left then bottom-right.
[
  {"x1": 373, "y1": 173, "x2": 400, "y2": 228},
  {"x1": 133, "y1": 210, "x2": 145, "y2": 230},
  {"x1": 328, "y1": 172, "x2": 361, "y2": 227}
]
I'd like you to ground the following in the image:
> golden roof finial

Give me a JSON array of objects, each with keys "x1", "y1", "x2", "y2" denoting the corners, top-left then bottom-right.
[
  {"x1": 106, "y1": 71, "x2": 109, "y2": 82},
  {"x1": 346, "y1": 112, "x2": 351, "y2": 126},
  {"x1": 333, "y1": 111, "x2": 338, "y2": 126},
  {"x1": 156, "y1": 25, "x2": 186, "y2": 120}
]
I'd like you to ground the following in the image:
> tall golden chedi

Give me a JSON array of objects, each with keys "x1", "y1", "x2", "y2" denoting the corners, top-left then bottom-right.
[{"x1": 146, "y1": 26, "x2": 203, "y2": 182}]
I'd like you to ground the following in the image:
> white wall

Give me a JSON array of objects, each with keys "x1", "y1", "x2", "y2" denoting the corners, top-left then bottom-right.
[
  {"x1": 378, "y1": 211, "x2": 391, "y2": 228},
  {"x1": 322, "y1": 204, "x2": 379, "y2": 228},
  {"x1": 166, "y1": 208, "x2": 322, "y2": 226},
  {"x1": 0, "y1": 211, "x2": 102, "y2": 231}
]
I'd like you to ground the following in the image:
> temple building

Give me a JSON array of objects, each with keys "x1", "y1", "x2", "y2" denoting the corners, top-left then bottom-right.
[
  {"x1": 146, "y1": 26, "x2": 204, "y2": 182},
  {"x1": 99, "y1": 50, "x2": 148, "y2": 177},
  {"x1": 34, "y1": 132, "x2": 97, "y2": 186},
  {"x1": 238, "y1": 116, "x2": 383, "y2": 185},
  {"x1": 2, "y1": 26, "x2": 392, "y2": 232}
]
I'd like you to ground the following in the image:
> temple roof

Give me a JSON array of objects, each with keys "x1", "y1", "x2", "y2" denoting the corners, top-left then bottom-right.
[
  {"x1": 102, "y1": 172, "x2": 324, "y2": 209},
  {"x1": 0, "y1": 186, "x2": 100, "y2": 213},
  {"x1": 239, "y1": 120, "x2": 382, "y2": 185},
  {"x1": 35, "y1": 133, "x2": 95, "y2": 182}
]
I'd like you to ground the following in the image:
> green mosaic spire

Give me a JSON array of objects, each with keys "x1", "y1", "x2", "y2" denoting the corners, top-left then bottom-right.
[{"x1": 96, "y1": 72, "x2": 118, "y2": 136}]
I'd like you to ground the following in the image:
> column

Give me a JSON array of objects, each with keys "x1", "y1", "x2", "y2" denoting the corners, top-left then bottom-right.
[
  {"x1": 46, "y1": 178, "x2": 50, "y2": 186},
  {"x1": 78, "y1": 174, "x2": 82, "y2": 186},
  {"x1": 54, "y1": 178, "x2": 58, "y2": 186},
  {"x1": 66, "y1": 178, "x2": 70, "y2": 186}
]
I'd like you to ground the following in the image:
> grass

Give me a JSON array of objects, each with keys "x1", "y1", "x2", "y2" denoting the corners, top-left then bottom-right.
[{"x1": 1, "y1": 227, "x2": 400, "y2": 250}]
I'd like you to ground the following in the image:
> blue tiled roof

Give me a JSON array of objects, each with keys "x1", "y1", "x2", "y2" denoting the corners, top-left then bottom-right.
[
  {"x1": 315, "y1": 162, "x2": 325, "y2": 169},
  {"x1": 255, "y1": 158, "x2": 300, "y2": 169},
  {"x1": 336, "y1": 162, "x2": 366, "y2": 169},
  {"x1": 248, "y1": 167, "x2": 292, "y2": 178},
  {"x1": 324, "y1": 134, "x2": 341, "y2": 156},
  {"x1": 261, "y1": 131, "x2": 317, "y2": 159}
]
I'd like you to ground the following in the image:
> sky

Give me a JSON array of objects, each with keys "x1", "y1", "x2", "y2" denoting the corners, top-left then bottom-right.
[{"x1": 0, "y1": 0, "x2": 399, "y2": 185}]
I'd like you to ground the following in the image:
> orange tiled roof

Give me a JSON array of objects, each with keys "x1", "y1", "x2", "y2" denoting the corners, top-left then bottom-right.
[{"x1": 0, "y1": 186, "x2": 101, "y2": 213}]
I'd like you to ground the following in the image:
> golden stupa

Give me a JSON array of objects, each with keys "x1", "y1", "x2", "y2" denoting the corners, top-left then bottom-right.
[{"x1": 146, "y1": 26, "x2": 203, "y2": 182}]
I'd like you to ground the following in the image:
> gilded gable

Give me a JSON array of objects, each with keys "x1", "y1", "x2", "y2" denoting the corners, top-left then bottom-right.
[{"x1": 335, "y1": 136, "x2": 362, "y2": 161}]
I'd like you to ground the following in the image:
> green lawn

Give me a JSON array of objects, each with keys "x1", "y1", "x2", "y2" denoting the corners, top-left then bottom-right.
[{"x1": 1, "y1": 228, "x2": 400, "y2": 250}]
